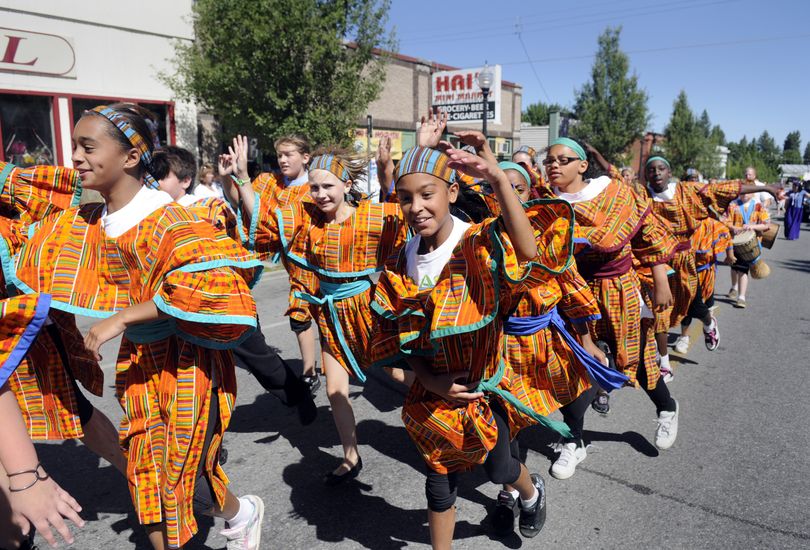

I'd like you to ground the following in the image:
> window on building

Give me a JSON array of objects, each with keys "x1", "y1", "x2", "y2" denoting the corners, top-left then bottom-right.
[
  {"x1": 71, "y1": 99, "x2": 170, "y2": 148},
  {"x1": 0, "y1": 94, "x2": 55, "y2": 167}
]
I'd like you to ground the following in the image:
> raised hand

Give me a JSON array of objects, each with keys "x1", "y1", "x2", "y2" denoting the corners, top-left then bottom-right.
[
  {"x1": 443, "y1": 146, "x2": 503, "y2": 183},
  {"x1": 416, "y1": 109, "x2": 448, "y2": 148},
  {"x1": 229, "y1": 135, "x2": 250, "y2": 181},
  {"x1": 217, "y1": 153, "x2": 234, "y2": 177},
  {"x1": 452, "y1": 130, "x2": 488, "y2": 152},
  {"x1": 377, "y1": 135, "x2": 392, "y2": 166}
]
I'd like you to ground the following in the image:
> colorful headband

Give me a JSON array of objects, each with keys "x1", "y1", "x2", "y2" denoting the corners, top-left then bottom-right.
[
  {"x1": 515, "y1": 145, "x2": 537, "y2": 159},
  {"x1": 498, "y1": 161, "x2": 531, "y2": 187},
  {"x1": 91, "y1": 106, "x2": 158, "y2": 189},
  {"x1": 645, "y1": 155, "x2": 671, "y2": 169},
  {"x1": 395, "y1": 147, "x2": 456, "y2": 185},
  {"x1": 309, "y1": 154, "x2": 351, "y2": 182},
  {"x1": 549, "y1": 137, "x2": 586, "y2": 160}
]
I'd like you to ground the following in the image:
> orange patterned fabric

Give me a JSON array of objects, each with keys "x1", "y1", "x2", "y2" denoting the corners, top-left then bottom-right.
[
  {"x1": 247, "y1": 174, "x2": 318, "y2": 323},
  {"x1": 184, "y1": 196, "x2": 240, "y2": 241},
  {"x1": 564, "y1": 178, "x2": 677, "y2": 387},
  {"x1": 14, "y1": 203, "x2": 260, "y2": 548},
  {"x1": 371, "y1": 200, "x2": 575, "y2": 473},
  {"x1": 250, "y1": 198, "x2": 408, "y2": 375},
  {"x1": 692, "y1": 217, "x2": 732, "y2": 302},
  {"x1": 646, "y1": 180, "x2": 741, "y2": 242},
  {"x1": 645, "y1": 180, "x2": 741, "y2": 330},
  {"x1": 0, "y1": 294, "x2": 51, "y2": 387},
  {"x1": 9, "y1": 310, "x2": 102, "y2": 440},
  {"x1": 0, "y1": 162, "x2": 82, "y2": 223},
  {"x1": 0, "y1": 206, "x2": 102, "y2": 442},
  {"x1": 502, "y1": 264, "x2": 598, "y2": 432},
  {"x1": 725, "y1": 199, "x2": 770, "y2": 231},
  {"x1": 653, "y1": 249, "x2": 697, "y2": 331}
]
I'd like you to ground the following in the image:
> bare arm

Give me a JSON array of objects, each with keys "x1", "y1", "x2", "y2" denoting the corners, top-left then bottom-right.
[
  {"x1": 229, "y1": 135, "x2": 256, "y2": 220},
  {"x1": 83, "y1": 301, "x2": 164, "y2": 360},
  {"x1": 651, "y1": 264, "x2": 674, "y2": 311},
  {"x1": 446, "y1": 132, "x2": 538, "y2": 262}
]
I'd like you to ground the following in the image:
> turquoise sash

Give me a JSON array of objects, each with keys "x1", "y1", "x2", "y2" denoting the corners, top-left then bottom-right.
[{"x1": 295, "y1": 279, "x2": 372, "y2": 382}]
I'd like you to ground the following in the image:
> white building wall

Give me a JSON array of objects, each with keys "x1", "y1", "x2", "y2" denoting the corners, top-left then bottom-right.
[{"x1": 0, "y1": 1, "x2": 197, "y2": 165}]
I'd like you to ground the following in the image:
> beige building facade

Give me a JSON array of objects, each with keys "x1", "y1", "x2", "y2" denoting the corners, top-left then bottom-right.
[{"x1": 354, "y1": 52, "x2": 523, "y2": 160}]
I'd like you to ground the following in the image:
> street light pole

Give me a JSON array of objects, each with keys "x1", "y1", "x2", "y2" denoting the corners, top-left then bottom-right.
[
  {"x1": 476, "y1": 63, "x2": 494, "y2": 141},
  {"x1": 481, "y1": 88, "x2": 490, "y2": 138}
]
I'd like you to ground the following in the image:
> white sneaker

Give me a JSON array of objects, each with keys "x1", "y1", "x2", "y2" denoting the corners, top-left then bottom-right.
[
  {"x1": 673, "y1": 335, "x2": 690, "y2": 354},
  {"x1": 550, "y1": 441, "x2": 587, "y2": 480},
  {"x1": 221, "y1": 495, "x2": 264, "y2": 550},
  {"x1": 655, "y1": 401, "x2": 679, "y2": 450}
]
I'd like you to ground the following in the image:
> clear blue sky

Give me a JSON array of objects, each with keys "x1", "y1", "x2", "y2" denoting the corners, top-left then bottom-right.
[{"x1": 387, "y1": 0, "x2": 810, "y2": 149}]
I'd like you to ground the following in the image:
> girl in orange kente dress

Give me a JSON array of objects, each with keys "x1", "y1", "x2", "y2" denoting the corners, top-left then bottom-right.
[
  {"x1": 11, "y1": 103, "x2": 264, "y2": 550},
  {"x1": 643, "y1": 156, "x2": 781, "y2": 371},
  {"x1": 370, "y1": 137, "x2": 614, "y2": 548},
  {"x1": 673, "y1": 214, "x2": 733, "y2": 354},
  {"x1": 0, "y1": 162, "x2": 125, "y2": 475},
  {"x1": 546, "y1": 138, "x2": 682, "y2": 451},
  {"x1": 232, "y1": 140, "x2": 409, "y2": 486}
]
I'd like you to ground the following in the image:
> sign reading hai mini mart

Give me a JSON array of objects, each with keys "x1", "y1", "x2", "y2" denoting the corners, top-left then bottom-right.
[
  {"x1": 431, "y1": 65, "x2": 501, "y2": 125},
  {"x1": 0, "y1": 28, "x2": 76, "y2": 78}
]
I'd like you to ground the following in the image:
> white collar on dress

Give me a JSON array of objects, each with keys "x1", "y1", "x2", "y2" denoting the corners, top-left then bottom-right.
[
  {"x1": 101, "y1": 186, "x2": 173, "y2": 238},
  {"x1": 177, "y1": 193, "x2": 204, "y2": 206},
  {"x1": 554, "y1": 175, "x2": 611, "y2": 204},
  {"x1": 647, "y1": 180, "x2": 678, "y2": 202}
]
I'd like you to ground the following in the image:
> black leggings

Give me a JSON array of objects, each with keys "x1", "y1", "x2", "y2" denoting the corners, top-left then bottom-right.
[
  {"x1": 47, "y1": 325, "x2": 95, "y2": 426},
  {"x1": 232, "y1": 320, "x2": 310, "y2": 406},
  {"x1": 192, "y1": 388, "x2": 220, "y2": 514},
  {"x1": 560, "y1": 386, "x2": 597, "y2": 441},
  {"x1": 638, "y1": 361, "x2": 676, "y2": 414},
  {"x1": 425, "y1": 402, "x2": 521, "y2": 512},
  {"x1": 681, "y1": 292, "x2": 712, "y2": 328},
  {"x1": 289, "y1": 317, "x2": 312, "y2": 334}
]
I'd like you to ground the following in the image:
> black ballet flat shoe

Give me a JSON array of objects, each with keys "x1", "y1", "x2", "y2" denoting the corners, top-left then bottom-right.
[{"x1": 323, "y1": 457, "x2": 363, "y2": 487}]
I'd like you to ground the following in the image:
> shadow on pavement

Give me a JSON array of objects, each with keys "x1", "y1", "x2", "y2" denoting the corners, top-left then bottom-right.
[
  {"x1": 281, "y1": 449, "x2": 485, "y2": 549},
  {"x1": 775, "y1": 258, "x2": 810, "y2": 274},
  {"x1": 35, "y1": 440, "x2": 220, "y2": 549}
]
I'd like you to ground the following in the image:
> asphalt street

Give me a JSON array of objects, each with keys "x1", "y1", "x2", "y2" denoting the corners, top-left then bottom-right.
[{"x1": 37, "y1": 214, "x2": 810, "y2": 549}]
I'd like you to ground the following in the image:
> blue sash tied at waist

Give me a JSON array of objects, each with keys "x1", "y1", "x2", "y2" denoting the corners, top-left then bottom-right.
[
  {"x1": 295, "y1": 278, "x2": 371, "y2": 382},
  {"x1": 124, "y1": 318, "x2": 176, "y2": 343},
  {"x1": 503, "y1": 307, "x2": 629, "y2": 392}
]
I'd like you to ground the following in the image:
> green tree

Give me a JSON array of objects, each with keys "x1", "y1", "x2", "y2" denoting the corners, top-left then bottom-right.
[
  {"x1": 663, "y1": 91, "x2": 719, "y2": 177},
  {"x1": 784, "y1": 130, "x2": 801, "y2": 152},
  {"x1": 697, "y1": 109, "x2": 711, "y2": 139},
  {"x1": 756, "y1": 130, "x2": 781, "y2": 165},
  {"x1": 522, "y1": 101, "x2": 569, "y2": 126},
  {"x1": 804, "y1": 142, "x2": 810, "y2": 164},
  {"x1": 783, "y1": 131, "x2": 802, "y2": 163},
  {"x1": 571, "y1": 27, "x2": 649, "y2": 162},
  {"x1": 709, "y1": 124, "x2": 725, "y2": 146},
  {"x1": 164, "y1": 0, "x2": 394, "y2": 149},
  {"x1": 726, "y1": 133, "x2": 779, "y2": 181}
]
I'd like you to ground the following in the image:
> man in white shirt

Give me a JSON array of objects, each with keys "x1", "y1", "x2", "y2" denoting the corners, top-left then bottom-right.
[{"x1": 745, "y1": 166, "x2": 772, "y2": 209}]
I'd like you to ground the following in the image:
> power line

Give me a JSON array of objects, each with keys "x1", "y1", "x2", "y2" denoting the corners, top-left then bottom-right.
[
  {"x1": 499, "y1": 32, "x2": 810, "y2": 67},
  {"x1": 398, "y1": 0, "x2": 743, "y2": 45},
  {"x1": 515, "y1": 21, "x2": 551, "y2": 102},
  {"x1": 396, "y1": 0, "x2": 647, "y2": 40}
]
